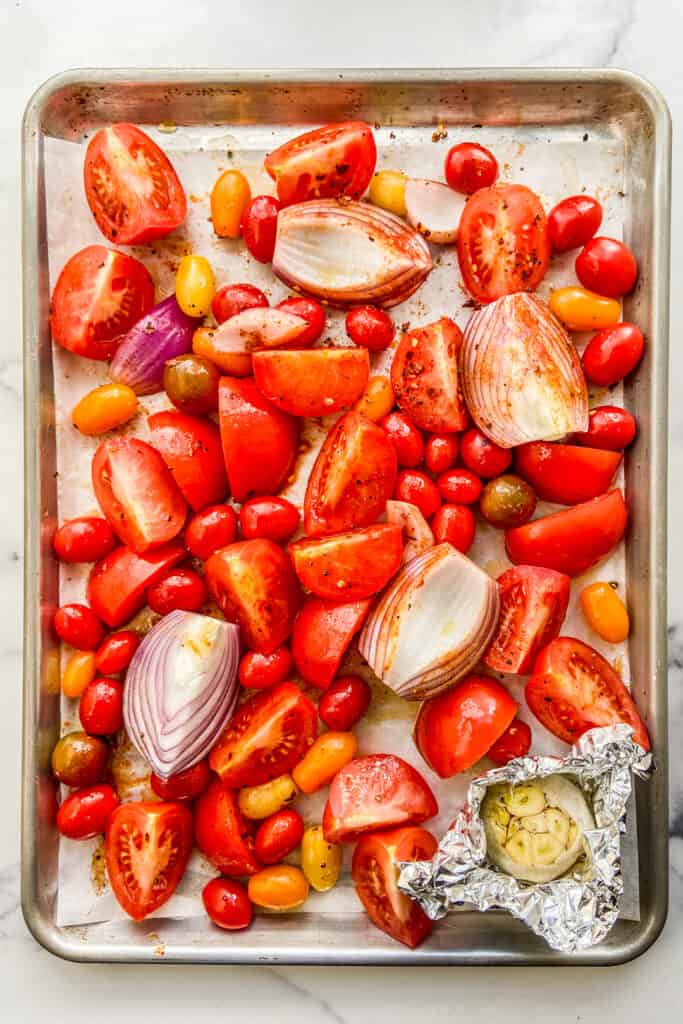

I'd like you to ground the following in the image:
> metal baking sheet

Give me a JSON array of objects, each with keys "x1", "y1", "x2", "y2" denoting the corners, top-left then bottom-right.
[{"x1": 22, "y1": 69, "x2": 670, "y2": 965}]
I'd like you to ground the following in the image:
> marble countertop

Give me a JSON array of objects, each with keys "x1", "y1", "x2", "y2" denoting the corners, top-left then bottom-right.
[{"x1": 1, "y1": 0, "x2": 680, "y2": 1019}]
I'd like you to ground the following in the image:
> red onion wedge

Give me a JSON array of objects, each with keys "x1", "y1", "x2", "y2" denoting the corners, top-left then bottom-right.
[
  {"x1": 109, "y1": 295, "x2": 196, "y2": 395},
  {"x1": 385, "y1": 500, "x2": 434, "y2": 564},
  {"x1": 206, "y1": 307, "x2": 310, "y2": 358},
  {"x1": 358, "y1": 543, "x2": 499, "y2": 700},
  {"x1": 404, "y1": 178, "x2": 466, "y2": 244},
  {"x1": 123, "y1": 610, "x2": 240, "y2": 779}
]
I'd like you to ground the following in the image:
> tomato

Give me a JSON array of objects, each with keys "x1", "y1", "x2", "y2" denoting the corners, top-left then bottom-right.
[
  {"x1": 175, "y1": 254, "x2": 215, "y2": 318},
  {"x1": 212, "y1": 283, "x2": 268, "y2": 324},
  {"x1": 252, "y1": 348, "x2": 370, "y2": 417},
  {"x1": 436, "y1": 468, "x2": 482, "y2": 504},
  {"x1": 194, "y1": 779, "x2": 260, "y2": 875},
  {"x1": 506, "y1": 489, "x2": 628, "y2": 577},
  {"x1": 94, "y1": 630, "x2": 140, "y2": 674},
  {"x1": 150, "y1": 760, "x2": 212, "y2": 802},
  {"x1": 72, "y1": 383, "x2": 138, "y2": 436},
  {"x1": 425, "y1": 433, "x2": 459, "y2": 474},
  {"x1": 301, "y1": 825, "x2": 342, "y2": 892},
  {"x1": 457, "y1": 184, "x2": 549, "y2": 304},
  {"x1": 484, "y1": 565, "x2": 570, "y2": 675},
  {"x1": 304, "y1": 410, "x2": 397, "y2": 536},
  {"x1": 289, "y1": 523, "x2": 403, "y2": 600},
  {"x1": 147, "y1": 567, "x2": 208, "y2": 615},
  {"x1": 51, "y1": 731, "x2": 109, "y2": 788},
  {"x1": 291, "y1": 597, "x2": 372, "y2": 688},
  {"x1": 238, "y1": 773, "x2": 298, "y2": 820},
  {"x1": 92, "y1": 437, "x2": 187, "y2": 554},
  {"x1": 380, "y1": 412, "x2": 425, "y2": 468},
  {"x1": 547, "y1": 195, "x2": 602, "y2": 253},
  {"x1": 548, "y1": 287, "x2": 620, "y2": 331},
  {"x1": 84, "y1": 124, "x2": 186, "y2": 244},
  {"x1": 526, "y1": 637, "x2": 650, "y2": 749},
  {"x1": 515, "y1": 442, "x2": 622, "y2": 505},
  {"x1": 148, "y1": 409, "x2": 228, "y2": 512},
  {"x1": 57, "y1": 784, "x2": 119, "y2": 840},
  {"x1": 479, "y1": 475, "x2": 537, "y2": 530},
  {"x1": 574, "y1": 405, "x2": 637, "y2": 451},
  {"x1": 322, "y1": 754, "x2": 437, "y2": 843},
  {"x1": 202, "y1": 877, "x2": 253, "y2": 930},
  {"x1": 239, "y1": 497, "x2": 299, "y2": 544},
  {"x1": 248, "y1": 866, "x2": 309, "y2": 910},
  {"x1": 53, "y1": 516, "x2": 116, "y2": 564},
  {"x1": 580, "y1": 581, "x2": 630, "y2": 644},
  {"x1": 61, "y1": 650, "x2": 96, "y2": 698},
  {"x1": 211, "y1": 169, "x2": 251, "y2": 238},
  {"x1": 241, "y1": 195, "x2": 281, "y2": 263},
  {"x1": 487, "y1": 719, "x2": 532, "y2": 765},
  {"x1": 206, "y1": 539, "x2": 300, "y2": 653},
  {"x1": 354, "y1": 375, "x2": 395, "y2": 422},
  {"x1": 185, "y1": 505, "x2": 238, "y2": 560},
  {"x1": 292, "y1": 732, "x2": 358, "y2": 794},
  {"x1": 87, "y1": 541, "x2": 186, "y2": 628},
  {"x1": 390, "y1": 318, "x2": 467, "y2": 433},
  {"x1": 265, "y1": 121, "x2": 376, "y2": 204},
  {"x1": 352, "y1": 827, "x2": 437, "y2": 949},
  {"x1": 254, "y1": 809, "x2": 305, "y2": 864},
  {"x1": 575, "y1": 236, "x2": 638, "y2": 298},
  {"x1": 460, "y1": 427, "x2": 512, "y2": 478},
  {"x1": 416, "y1": 676, "x2": 517, "y2": 778},
  {"x1": 369, "y1": 169, "x2": 407, "y2": 216},
  {"x1": 163, "y1": 354, "x2": 220, "y2": 416},
  {"x1": 105, "y1": 801, "x2": 193, "y2": 920},
  {"x1": 432, "y1": 503, "x2": 476, "y2": 553},
  {"x1": 219, "y1": 376, "x2": 299, "y2": 502},
  {"x1": 395, "y1": 470, "x2": 441, "y2": 520},
  {"x1": 276, "y1": 296, "x2": 326, "y2": 345},
  {"x1": 209, "y1": 681, "x2": 317, "y2": 787},
  {"x1": 50, "y1": 245, "x2": 154, "y2": 360},
  {"x1": 318, "y1": 675, "x2": 371, "y2": 731},
  {"x1": 239, "y1": 646, "x2": 293, "y2": 690},
  {"x1": 79, "y1": 676, "x2": 124, "y2": 735},
  {"x1": 444, "y1": 142, "x2": 498, "y2": 194},
  {"x1": 345, "y1": 306, "x2": 395, "y2": 351},
  {"x1": 53, "y1": 603, "x2": 104, "y2": 651},
  {"x1": 582, "y1": 323, "x2": 645, "y2": 387}
]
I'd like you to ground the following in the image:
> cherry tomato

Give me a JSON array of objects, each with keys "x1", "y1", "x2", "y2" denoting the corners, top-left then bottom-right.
[
  {"x1": 94, "y1": 630, "x2": 140, "y2": 675},
  {"x1": 318, "y1": 675, "x2": 371, "y2": 731},
  {"x1": 380, "y1": 412, "x2": 425, "y2": 468},
  {"x1": 79, "y1": 676, "x2": 124, "y2": 735},
  {"x1": 242, "y1": 195, "x2": 281, "y2": 263},
  {"x1": 290, "y1": 523, "x2": 403, "y2": 600},
  {"x1": 548, "y1": 287, "x2": 620, "y2": 331},
  {"x1": 460, "y1": 427, "x2": 512, "y2": 478},
  {"x1": 194, "y1": 779, "x2": 260, "y2": 875},
  {"x1": 185, "y1": 505, "x2": 238, "y2": 561},
  {"x1": 515, "y1": 442, "x2": 621, "y2": 505},
  {"x1": 240, "y1": 497, "x2": 300, "y2": 544},
  {"x1": 150, "y1": 760, "x2": 212, "y2": 802},
  {"x1": 276, "y1": 296, "x2": 326, "y2": 345},
  {"x1": 87, "y1": 541, "x2": 186, "y2": 628},
  {"x1": 202, "y1": 877, "x2": 253, "y2": 930},
  {"x1": 237, "y1": 773, "x2": 298, "y2": 820},
  {"x1": 51, "y1": 731, "x2": 110, "y2": 788},
  {"x1": 62, "y1": 650, "x2": 96, "y2": 698},
  {"x1": 254, "y1": 809, "x2": 305, "y2": 864},
  {"x1": 547, "y1": 195, "x2": 602, "y2": 252},
  {"x1": 444, "y1": 142, "x2": 498, "y2": 194},
  {"x1": 238, "y1": 646, "x2": 293, "y2": 689},
  {"x1": 265, "y1": 121, "x2": 376, "y2": 204},
  {"x1": 253, "y1": 348, "x2": 369, "y2": 417},
  {"x1": 355, "y1": 375, "x2": 395, "y2": 422},
  {"x1": 575, "y1": 236, "x2": 638, "y2": 297},
  {"x1": 53, "y1": 516, "x2": 116, "y2": 564},
  {"x1": 345, "y1": 306, "x2": 395, "y2": 351},
  {"x1": 487, "y1": 719, "x2": 532, "y2": 765},
  {"x1": 57, "y1": 784, "x2": 119, "y2": 840},
  {"x1": 72, "y1": 383, "x2": 138, "y2": 436},
  {"x1": 248, "y1": 865, "x2": 309, "y2": 910},
  {"x1": 484, "y1": 565, "x2": 570, "y2": 675},
  {"x1": 211, "y1": 169, "x2": 251, "y2": 238},
  {"x1": 582, "y1": 323, "x2": 645, "y2": 387},
  {"x1": 573, "y1": 405, "x2": 637, "y2": 451},
  {"x1": 175, "y1": 254, "x2": 215, "y2": 318},
  {"x1": 425, "y1": 433, "x2": 459, "y2": 474},
  {"x1": 53, "y1": 603, "x2": 104, "y2": 651},
  {"x1": 479, "y1": 474, "x2": 537, "y2": 529},
  {"x1": 432, "y1": 503, "x2": 476, "y2": 553},
  {"x1": 580, "y1": 581, "x2": 630, "y2": 644},
  {"x1": 436, "y1": 467, "x2": 482, "y2": 504},
  {"x1": 292, "y1": 732, "x2": 358, "y2": 794},
  {"x1": 390, "y1": 318, "x2": 468, "y2": 432},
  {"x1": 369, "y1": 169, "x2": 407, "y2": 216},
  {"x1": 148, "y1": 409, "x2": 228, "y2": 512},
  {"x1": 395, "y1": 470, "x2": 441, "y2": 520},
  {"x1": 147, "y1": 567, "x2": 208, "y2": 615},
  {"x1": 301, "y1": 825, "x2": 342, "y2": 892},
  {"x1": 163, "y1": 354, "x2": 220, "y2": 416},
  {"x1": 292, "y1": 596, "x2": 372, "y2": 689},
  {"x1": 211, "y1": 283, "x2": 268, "y2": 324}
]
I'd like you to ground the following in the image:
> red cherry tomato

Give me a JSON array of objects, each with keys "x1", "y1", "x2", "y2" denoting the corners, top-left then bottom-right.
[
  {"x1": 202, "y1": 877, "x2": 253, "y2": 930},
  {"x1": 276, "y1": 296, "x2": 326, "y2": 346},
  {"x1": 432, "y1": 503, "x2": 476, "y2": 553},
  {"x1": 241, "y1": 195, "x2": 281, "y2": 263},
  {"x1": 148, "y1": 409, "x2": 228, "y2": 513},
  {"x1": 147, "y1": 567, "x2": 208, "y2": 616},
  {"x1": 318, "y1": 674, "x2": 371, "y2": 731},
  {"x1": 265, "y1": 121, "x2": 377, "y2": 204},
  {"x1": 425, "y1": 433, "x2": 459, "y2": 474},
  {"x1": 444, "y1": 142, "x2": 498, "y2": 194},
  {"x1": 460, "y1": 428, "x2": 512, "y2": 478},
  {"x1": 547, "y1": 195, "x2": 602, "y2": 253},
  {"x1": 150, "y1": 760, "x2": 212, "y2": 801},
  {"x1": 239, "y1": 496, "x2": 300, "y2": 543},
  {"x1": 345, "y1": 306, "x2": 395, "y2": 351},
  {"x1": 436, "y1": 467, "x2": 482, "y2": 504},
  {"x1": 238, "y1": 646, "x2": 294, "y2": 689},
  {"x1": 194, "y1": 779, "x2": 261, "y2": 876},
  {"x1": 575, "y1": 237, "x2": 638, "y2": 298},
  {"x1": 484, "y1": 565, "x2": 570, "y2": 675},
  {"x1": 94, "y1": 631, "x2": 140, "y2": 675},
  {"x1": 79, "y1": 676, "x2": 124, "y2": 735},
  {"x1": 87, "y1": 541, "x2": 186, "y2": 629},
  {"x1": 57, "y1": 784, "x2": 119, "y2": 840},
  {"x1": 487, "y1": 719, "x2": 532, "y2": 765},
  {"x1": 582, "y1": 323, "x2": 645, "y2": 387},
  {"x1": 53, "y1": 603, "x2": 104, "y2": 651},
  {"x1": 185, "y1": 505, "x2": 238, "y2": 561},
  {"x1": 292, "y1": 596, "x2": 371, "y2": 688},
  {"x1": 254, "y1": 809, "x2": 305, "y2": 864},
  {"x1": 573, "y1": 405, "x2": 637, "y2": 450},
  {"x1": 53, "y1": 517, "x2": 116, "y2": 564},
  {"x1": 211, "y1": 283, "x2": 268, "y2": 324},
  {"x1": 395, "y1": 470, "x2": 441, "y2": 520},
  {"x1": 380, "y1": 412, "x2": 425, "y2": 468}
]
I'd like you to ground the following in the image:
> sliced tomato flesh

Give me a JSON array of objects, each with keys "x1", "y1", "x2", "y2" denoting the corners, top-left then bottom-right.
[
  {"x1": 484, "y1": 565, "x2": 570, "y2": 675},
  {"x1": 289, "y1": 523, "x2": 403, "y2": 600}
]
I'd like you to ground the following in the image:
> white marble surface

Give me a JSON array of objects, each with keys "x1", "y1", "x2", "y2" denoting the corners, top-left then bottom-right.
[{"x1": 1, "y1": 0, "x2": 681, "y2": 1018}]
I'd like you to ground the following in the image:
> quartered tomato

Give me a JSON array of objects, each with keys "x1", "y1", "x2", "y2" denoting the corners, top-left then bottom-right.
[
  {"x1": 322, "y1": 754, "x2": 438, "y2": 843},
  {"x1": 486, "y1": 719, "x2": 532, "y2": 765},
  {"x1": 148, "y1": 409, "x2": 228, "y2": 512},
  {"x1": 209, "y1": 681, "x2": 317, "y2": 787},
  {"x1": 573, "y1": 406, "x2": 637, "y2": 451},
  {"x1": 194, "y1": 779, "x2": 261, "y2": 876},
  {"x1": 515, "y1": 442, "x2": 622, "y2": 505},
  {"x1": 304, "y1": 411, "x2": 397, "y2": 536},
  {"x1": 84, "y1": 123, "x2": 187, "y2": 244},
  {"x1": 390, "y1": 318, "x2": 467, "y2": 433},
  {"x1": 457, "y1": 184, "x2": 549, "y2": 304},
  {"x1": 291, "y1": 596, "x2": 372, "y2": 688},
  {"x1": 265, "y1": 121, "x2": 377, "y2": 205},
  {"x1": 289, "y1": 524, "x2": 403, "y2": 600},
  {"x1": 50, "y1": 245, "x2": 154, "y2": 360},
  {"x1": 92, "y1": 437, "x2": 187, "y2": 554},
  {"x1": 526, "y1": 637, "x2": 650, "y2": 749},
  {"x1": 547, "y1": 195, "x2": 602, "y2": 253},
  {"x1": 105, "y1": 801, "x2": 193, "y2": 920},
  {"x1": 87, "y1": 540, "x2": 186, "y2": 628},
  {"x1": 484, "y1": 565, "x2": 571, "y2": 675},
  {"x1": 252, "y1": 348, "x2": 370, "y2": 417}
]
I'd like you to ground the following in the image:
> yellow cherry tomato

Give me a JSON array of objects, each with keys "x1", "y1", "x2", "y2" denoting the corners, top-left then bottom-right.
[
  {"x1": 548, "y1": 287, "x2": 621, "y2": 331},
  {"x1": 211, "y1": 169, "x2": 252, "y2": 239},
  {"x1": 176, "y1": 255, "x2": 215, "y2": 317},
  {"x1": 62, "y1": 650, "x2": 96, "y2": 698},
  {"x1": 248, "y1": 865, "x2": 309, "y2": 910},
  {"x1": 580, "y1": 581, "x2": 630, "y2": 643},
  {"x1": 71, "y1": 383, "x2": 138, "y2": 436},
  {"x1": 369, "y1": 169, "x2": 407, "y2": 217},
  {"x1": 192, "y1": 326, "x2": 252, "y2": 376},
  {"x1": 237, "y1": 773, "x2": 298, "y2": 820},
  {"x1": 354, "y1": 375, "x2": 394, "y2": 422},
  {"x1": 301, "y1": 825, "x2": 342, "y2": 892},
  {"x1": 292, "y1": 731, "x2": 357, "y2": 794}
]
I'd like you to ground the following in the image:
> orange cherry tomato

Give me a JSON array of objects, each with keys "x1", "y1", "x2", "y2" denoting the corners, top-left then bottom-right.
[
  {"x1": 72, "y1": 383, "x2": 138, "y2": 436},
  {"x1": 548, "y1": 287, "x2": 621, "y2": 331},
  {"x1": 211, "y1": 169, "x2": 252, "y2": 238},
  {"x1": 354, "y1": 375, "x2": 395, "y2": 422},
  {"x1": 579, "y1": 581, "x2": 630, "y2": 643},
  {"x1": 247, "y1": 865, "x2": 310, "y2": 910},
  {"x1": 292, "y1": 731, "x2": 358, "y2": 794},
  {"x1": 62, "y1": 650, "x2": 97, "y2": 698}
]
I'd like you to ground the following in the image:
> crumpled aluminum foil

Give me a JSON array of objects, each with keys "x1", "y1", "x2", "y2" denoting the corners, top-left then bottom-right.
[{"x1": 398, "y1": 725, "x2": 652, "y2": 952}]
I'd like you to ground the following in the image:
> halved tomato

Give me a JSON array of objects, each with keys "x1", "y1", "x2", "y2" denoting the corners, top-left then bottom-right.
[
  {"x1": 304, "y1": 410, "x2": 397, "y2": 536},
  {"x1": 209, "y1": 681, "x2": 317, "y2": 787},
  {"x1": 50, "y1": 245, "x2": 155, "y2": 360},
  {"x1": 148, "y1": 410, "x2": 228, "y2": 512},
  {"x1": 289, "y1": 524, "x2": 403, "y2": 600},
  {"x1": 87, "y1": 541, "x2": 186, "y2": 627},
  {"x1": 457, "y1": 184, "x2": 549, "y2": 304},
  {"x1": 515, "y1": 442, "x2": 622, "y2": 505},
  {"x1": 322, "y1": 754, "x2": 437, "y2": 843},
  {"x1": 84, "y1": 123, "x2": 187, "y2": 244},
  {"x1": 193, "y1": 779, "x2": 261, "y2": 876},
  {"x1": 104, "y1": 801, "x2": 193, "y2": 920},
  {"x1": 253, "y1": 348, "x2": 370, "y2": 417},
  {"x1": 206, "y1": 539, "x2": 300, "y2": 654},
  {"x1": 484, "y1": 565, "x2": 570, "y2": 675},
  {"x1": 264, "y1": 121, "x2": 377, "y2": 205},
  {"x1": 526, "y1": 637, "x2": 650, "y2": 749},
  {"x1": 291, "y1": 596, "x2": 372, "y2": 688},
  {"x1": 390, "y1": 318, "x2": 468, "y2": 433},
  {"x1": 92, "y1": 437, "x2": 187, "y2": 554}
]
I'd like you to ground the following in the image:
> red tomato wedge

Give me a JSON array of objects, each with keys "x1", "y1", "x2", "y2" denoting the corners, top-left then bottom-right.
[
  {"x1": 252, "y1": 348, "x2": 370, "y2": 417},
  {"x1": 148, "y1": 410, "x2": 228, "y2": 512},
  {"x1": 265, "y1": 121, "x2": 377, "y2": 205},
  {"x1": 50, "y1": 245, "x2": 154, "y2": 360},
  {"x1": 92, "y1": 437, "x2": 187, "y2": 554},
  {"x1": 304, "y1": 410, "x2": 397, "y2": 536},
  {"x1": 515, "y1": 442, "x2": 622, "y2": 505},
  {"x1": 218, "y1": 377, "x2": 299, "y2": 502},
  {"x1": 352, "y1": 827, "x2": 437, "y2": 948},
  {"x1": 457, "y1": 184, "x2": 549, "y2": 304},
  {"x1": 526, "y1": 637, "x2": 650, "y2": 749},
  {"x1": 289, "y1": 524, "x2": 403, "y2": 600},
  {"x1": 84, "y1": 123, "x2": 187, "y2": 244},
  {"x1": 194, "y1": 779, "x2": 261, "y2": 876},
  {"x1": 205, "y1": 538, "x2": 300, "y2": 654},
  {"x1": 87, "y1": 541, "x2": 186, "y2": 628},
  {"x1": 104, "y1": 801, "x2": 193, "y2": 920},
  {"x1": 291, "y1": 596, "x2": 372, "y2": 688},
  {"x1": 209, "y1": 681, "x2": 317, "y2": 787},
  {"x1": 505, "y1": 489, "x2": 628, "y2": 577},
  {"x1": 485, "y1": 565, "x2": 570, "y2": 675},
  {"x1": 390, "y1": 318, "x2": 467, "y2": 433}
]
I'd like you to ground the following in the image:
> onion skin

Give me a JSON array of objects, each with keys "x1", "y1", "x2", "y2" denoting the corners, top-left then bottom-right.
[
  {"x1": 460, "y1": 293, "x2": 589, "y2": 448},
  {"x1": 109, "y1": 295, "x2": 196, "y2": 395},
  {"x1": 385, "y1": 500, "x2": 434, "y2": 564},
  {"x1": 404, "y1": 178, "x2": 465, "y2": 244}
]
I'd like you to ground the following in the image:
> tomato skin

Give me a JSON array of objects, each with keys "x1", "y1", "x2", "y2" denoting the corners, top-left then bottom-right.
[
  {"x1": 573, "y1": 405, "x2": 637, "y2": 451},
  {"x1": 460, "y1": 428, "x2": 512, "y2": 478},
  {"x1": 185, "y1": 505, "x2": 238, "y2": 560},
  {"x1": 51, "y1": 731, "x2": 109, "y2": 788},
  {"x1": 515, "y1": 442, "x2": 622, "y2": 505},
  {"x1": 390, "y1": 318, "x2": 468, "y2": 433},
  {"x1": 289, "y1": 523, "x2": 404, "y2": 600},
  {"x1": 444, "y1": 142, "x2": 498, "y2": 193},
  {"x1": 210, "y1": 169, "x2": 251, "y2": 238},
  {"x1": 265, "y1": 121, "x2": 377, "y2": 205},
  {"x1": 238, "y1": 646, "x2": 294, "y2": 690},
  {"x1": 292, "y1": 596, "x2": 371, "y2": 688},
  {"x1": 432, "y1": 503, "x2": 476, "y2": 553},
  {"x1": 94, "y1": 630, "x2": 140, "y2": 674},
  {"x1": 148, "y1": 409, "x2": 228, "y2": 513},
  {"x1": 346, "y1": 306, "x2": 395, "y2": 351},
  {"x1": 526, "y1": 637, "x2": 650, "y2": 749},
  {"x1": 248, "y1": 865, "x2": 309, "y2": 910},
  {"x1": 436, "y1": 467, "x2": 482, "y2": 504},
  {"x1": 380, "y1": 412, "x2": 425, "y2": 468},
  {"x1": 194, "y1": 779, "x2": 261, "y2": 876},
  {"x1": 425, "y1": 433, "x2": 459, "y2": 474},
  {"x1": 242, "y1": 195, "x2": 281, "y2": 263},
  {"x1": 87, "y1": 541, "x2": 186, "y2": 628},
  {"x1": 580, "y1": 581, "x2": 630, "y2": 644},
  {"x1": 369, "y1": 169, "x2": 407, "y2": 216},
  {"x1": 484, "y1": 565, "x2": 570, "y2": 675},
  {"x1": 53, "y1": 516, "x2": 116, "y2": 564},
  {"x1": 202, "y1": 877, "x2": 253, "y2": 930},
  {"x1": 61, "y1": 650, "x2": 97, "y2": 699},
  {"x1": 254, "y1": 809, "x2": 305, "y2": 864},
  {"x1": 72, "y1": 383, "x2": 138, "y2": 436},
  {"x1": 163, "y1": 354, "x2": 220, "y2": 416},
  {"x1": 253, "y1": 348, "x2": 369, "y2": 418},
  {"x1": 575, "y1": 237, "x2": 638, "y2": 297},
  {"x1": 487, "y1": 719, "x2": 532, "y2": 765},
  {"x1": 212, "y1": 283, "x2": 268, "y2": 324},
  {"x1": 549, "y1": 286, "x2": 620, "y2": 331},
  {"x1": 147, "y1": 567, "x2": 208, "y2": 615},
  {"x1": 57, "y1": 784, "x2": 119, "y2": 840},
  {"x1": 292, "y1": 732, "x2": 358, "y2": 794},
  {"x1": 53, "y1": 603, "x2": 104, "y2": 651},
  {"x1": 79, "y1": 676, "x2": 124, "y2": 735},
  {"x1": 547, "y1": 195, "x2": 602, "y2": 253},
  {"x1": 150, "y1": 760, "x2": 212, "y2": 802},
  {"x1": 582, "y1": 323, "x2": 645, "y2": 387},
  {"x1": 395, "y1": 470, "x2": 441, "y2": 520},
  {"x1": 276, "y1": 296, "x2": 326, "y2": 345},
  {"x1": 318, "y1": 675, "x2": 371, "y2": 731}
]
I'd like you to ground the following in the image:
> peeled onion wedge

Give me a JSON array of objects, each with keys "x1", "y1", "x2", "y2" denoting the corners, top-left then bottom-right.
[
  {"x1": 404, "y1": 178, "x2": 466, "y2": 244},
  {"x1": 386, "y1": 500, "x2": 434, "y2": 564},
  {"x1": 208, "y1": 307, "x2": 310, "y2": 356}
]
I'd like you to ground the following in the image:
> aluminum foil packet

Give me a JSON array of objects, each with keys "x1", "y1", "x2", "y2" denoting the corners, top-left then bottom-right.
[{"x1": 398, "y1": 725, "x2": 652, "y2": 952}]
